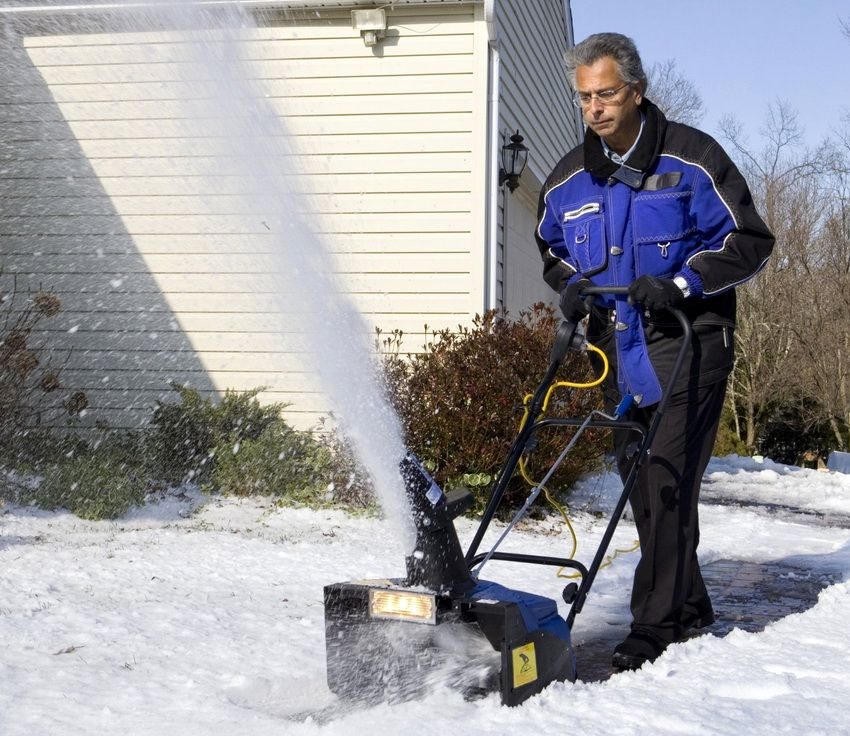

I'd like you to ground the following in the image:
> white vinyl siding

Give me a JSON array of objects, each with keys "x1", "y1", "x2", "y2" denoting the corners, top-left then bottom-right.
[
  {"x1": 1, "y1": 3, "x2": 484, "y2": 429},
  {"x1": 501, "y1": 184, "x2": 551, "y2": 315},
  {"x1": 497, "y1": 0, "x2": 580, "y2": 180},
  {"x1": 493, "y1": 0, "x2": 580, "y2": 313}
]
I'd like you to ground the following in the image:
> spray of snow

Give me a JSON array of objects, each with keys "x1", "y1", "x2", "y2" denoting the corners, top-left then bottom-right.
[{"x1": 126, "y1": 1, "x2": 413, "y2": 545}]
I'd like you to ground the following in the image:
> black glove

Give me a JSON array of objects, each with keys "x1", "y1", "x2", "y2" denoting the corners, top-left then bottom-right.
[
  {"x1": 628, "y1": 275, "x2": 686, "y2": 311},
  {"x1": 559, "y1": 278, "x2": 591, "y2": 322}
]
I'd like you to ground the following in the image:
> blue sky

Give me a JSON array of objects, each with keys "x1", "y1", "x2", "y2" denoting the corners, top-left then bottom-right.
[{"x1": 570, "y1": 0, "x2": 849, "y2": 149}]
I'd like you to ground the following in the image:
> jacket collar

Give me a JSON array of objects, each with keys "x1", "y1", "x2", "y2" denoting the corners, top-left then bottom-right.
[{"x1": 583, "y1": 99, "x2": 667, "y2": 185}]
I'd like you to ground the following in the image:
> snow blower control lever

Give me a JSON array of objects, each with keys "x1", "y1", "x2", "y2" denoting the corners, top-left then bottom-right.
[{"x1": 324, "y1": 284, "x2": 692, "y2": 706}]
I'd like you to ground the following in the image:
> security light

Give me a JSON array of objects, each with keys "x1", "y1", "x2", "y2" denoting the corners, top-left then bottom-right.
[{"x1": 351, "y1": 8, "x2": 387, "y2": 47}]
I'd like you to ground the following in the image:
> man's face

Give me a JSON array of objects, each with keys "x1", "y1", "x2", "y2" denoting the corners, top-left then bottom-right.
[{"x1": 575, "y1": 56, "x2": 643, "y2": 152}]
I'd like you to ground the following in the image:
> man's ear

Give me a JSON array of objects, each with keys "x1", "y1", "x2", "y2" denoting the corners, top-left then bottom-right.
[{"x1": 634, "y1": 82, "x2": 645, "y2": 106}]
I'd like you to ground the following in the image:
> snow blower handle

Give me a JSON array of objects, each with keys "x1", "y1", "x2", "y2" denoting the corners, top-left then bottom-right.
[
  {"x1": 549, "y1": 285, "x2": 632, "y2": 364},
  {"x1": 549, "y1": 316, "x2": 588, "y2": 364},
  {"x1": 550, "y1": 284, "x2": 630, "y2": 361},
  {"x1": 579, "y1": 284, "x2": 630, "y2": 298},
  {"x1": 550, "y1": 289, "x2": 601, "y2": 364}
]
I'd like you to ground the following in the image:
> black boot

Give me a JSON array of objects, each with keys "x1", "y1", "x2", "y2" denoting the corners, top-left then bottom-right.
[{"x1": 611, "y1": 630, "x2": 667, "y2": 671}]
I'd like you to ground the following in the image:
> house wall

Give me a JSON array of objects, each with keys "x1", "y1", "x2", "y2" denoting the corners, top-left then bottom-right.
[
  {"x1": 494, "y1": 0, "x2": 581, "y2": 315},
  {"x1": 1, "y1": 3, "x2": 486, "y2": 429},
  {"x1": 501, "y1": 183, "x2": 551, "y2": 314}
]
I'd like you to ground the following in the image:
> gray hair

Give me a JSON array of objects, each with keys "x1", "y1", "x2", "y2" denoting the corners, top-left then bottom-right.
[{"x1": 564, "y1": 32, "x2": 647, "y2": 90}]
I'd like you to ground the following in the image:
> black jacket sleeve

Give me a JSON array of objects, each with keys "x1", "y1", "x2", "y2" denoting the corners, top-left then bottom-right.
[{"x1": 679, "y1": 138, "x2": 775, "y2": 296}]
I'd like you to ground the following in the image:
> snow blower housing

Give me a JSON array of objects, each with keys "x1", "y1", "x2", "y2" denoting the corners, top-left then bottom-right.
[
  {"x1": 324, "y1": 454, "x2": 576, "y2": 706},
  {"x1": 324, "y1": 287, "x2": 692, "y2": 706}
]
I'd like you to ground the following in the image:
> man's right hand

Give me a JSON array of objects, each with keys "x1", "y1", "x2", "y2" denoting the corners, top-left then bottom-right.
[{"x1": 559, "y1": 278, "x2": 591, "y2": 322}]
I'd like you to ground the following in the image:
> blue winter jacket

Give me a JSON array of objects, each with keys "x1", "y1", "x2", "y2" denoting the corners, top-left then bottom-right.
[{"x1": 536, "y1": 101, "x2": 774, "y2": 406}]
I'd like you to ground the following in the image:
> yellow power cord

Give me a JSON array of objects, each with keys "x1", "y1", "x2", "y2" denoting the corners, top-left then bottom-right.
[{"x1": 516, "y1": 341, "x2": 639, "y2": 579}]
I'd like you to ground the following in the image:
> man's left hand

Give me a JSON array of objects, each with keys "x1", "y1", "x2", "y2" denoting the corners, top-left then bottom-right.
[{"x1": 628, "y1": 275, "x2": 687, "y2": 311}]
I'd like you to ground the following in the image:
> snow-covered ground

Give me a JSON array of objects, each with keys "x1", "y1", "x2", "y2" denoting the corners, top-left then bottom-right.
[{"x1": 2, "y1": 456, "x2": 850, "y2": 735}]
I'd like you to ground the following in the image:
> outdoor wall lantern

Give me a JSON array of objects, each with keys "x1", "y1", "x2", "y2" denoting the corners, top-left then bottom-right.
[
  {"x1": 499, "y1": 130, "x2": 529, "y2": 193},
  {"x1": 351, "y1": 8, "x2": 387, "y2": 47}
]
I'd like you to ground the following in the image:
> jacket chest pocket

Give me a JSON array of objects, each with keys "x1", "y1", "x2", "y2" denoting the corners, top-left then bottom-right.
[
  {"x1": 559, "y1": 198, "x2": 608, "y2": 275},
  {"x1": 632, "y1": 190, "x2": 695, "y2": 277}
]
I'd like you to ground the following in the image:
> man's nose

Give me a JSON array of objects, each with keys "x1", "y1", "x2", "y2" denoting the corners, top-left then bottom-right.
[{"x1": 587, "y1": 96, "x2": 605, "y2": 115}]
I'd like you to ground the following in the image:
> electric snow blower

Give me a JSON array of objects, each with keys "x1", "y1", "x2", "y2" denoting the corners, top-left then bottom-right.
[{"x1": 324, "y1": 286, "x2": 691, "y2": 706}]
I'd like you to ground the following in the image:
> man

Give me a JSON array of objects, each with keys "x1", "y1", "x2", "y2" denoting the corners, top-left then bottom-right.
[{"x1": 535, "y1": 33, "x2": 774, "y2": 671}]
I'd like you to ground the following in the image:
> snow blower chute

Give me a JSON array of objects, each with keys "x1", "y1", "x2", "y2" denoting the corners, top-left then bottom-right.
[{"x1": 324, "y1": 286, "x2": 691, "y2": 706}]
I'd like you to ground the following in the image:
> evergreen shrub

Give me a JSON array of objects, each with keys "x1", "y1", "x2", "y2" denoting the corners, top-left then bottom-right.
[
  {"x1": 211, "y1": 421, "x2": 334, "y2": 503},
  {"x1": 712, "y1": 404, "x2": 750, "y2": 457},
  {"x1": 312, "y1": 423, "x2": 377, "y2": 509},
  {"x1": 145, "y1": 385, "x2": 281, "y2": 483},
  {"x1": 146, "y1": 385, "x2": 363, "y2": 508},
  {"x1": 27, "y1": 435, "x2": 148, "y2": 520}
]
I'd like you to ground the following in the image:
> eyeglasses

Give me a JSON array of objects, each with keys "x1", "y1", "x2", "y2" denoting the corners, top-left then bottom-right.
[{"x1": 572, "y1": 82, "x2": 632, "y2": 108}]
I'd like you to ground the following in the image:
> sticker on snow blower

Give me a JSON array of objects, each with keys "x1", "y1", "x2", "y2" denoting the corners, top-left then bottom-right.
[{"x1": 511, "y1": 643, "x2": 538, "y2": 688}]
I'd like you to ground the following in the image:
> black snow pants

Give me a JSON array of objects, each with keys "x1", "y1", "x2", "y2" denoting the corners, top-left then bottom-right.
[{"x1": 612, "y1": 378, "x2": 727, "y2": 645}]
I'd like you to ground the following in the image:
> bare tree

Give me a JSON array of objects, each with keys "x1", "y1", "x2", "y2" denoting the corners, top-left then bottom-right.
[
  {"x1": 787, "y1": 143, "x2": 850, "y2": 451},
  {"x1": 645, "y1": 59, "x2": 705, "y2": 126},
  {"x1": 718, "y1": 103, "x2": 834, "y2": 450},
  {"x1": 799, "y1": 17, "x2": 850, "y2": 449}
]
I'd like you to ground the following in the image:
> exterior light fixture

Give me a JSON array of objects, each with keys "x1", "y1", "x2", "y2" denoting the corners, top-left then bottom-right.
[
  {"x1": 351, "y1": 8, "x2": 387, "y2": 47},
  {"x1": 499, "y1": 130, "x2": 529, "y2": 193}
]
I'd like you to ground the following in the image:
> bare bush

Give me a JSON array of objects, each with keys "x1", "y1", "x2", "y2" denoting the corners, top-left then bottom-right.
[{"x1": 0, "y1": 269, "x2": 86, "y2": 461}]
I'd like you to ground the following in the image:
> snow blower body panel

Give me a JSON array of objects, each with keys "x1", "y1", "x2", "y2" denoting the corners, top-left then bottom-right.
[
  {"x1": 324, "y1": 577, "x2": 576, "y2": 706},
  {"x1": 324, "y1": 454, "x2": 576, "y2": 706},
  {"x1": 323, "y1": 288, "x2": 691, "y2": 706}
]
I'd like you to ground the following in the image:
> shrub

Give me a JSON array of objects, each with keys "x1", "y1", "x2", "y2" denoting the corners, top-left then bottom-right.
[
  {"x1": 211, "y1": 420, "x2": 334, "y2": 503},
  {"x1": 382, "y1": 305, "x2": 608, "y2": 513},
  {"x1": 145, "y1": 384, "x2": 370, "y2": 508},
  {"x1": 27, "y1": 436, "x2": 148, "y2": 520},
  {"x1": 4, "y1": 382, "x2": 378, "y2": 518},
  {"x1": 1, "y1": 427, "x2": 90, "y2": 473},
  {"x1": 313, "y1": 420, "x2": 377, "y2": 509},
  {"x1": 146, "y1": 385, "x2": 283, "y2": 483},
  {"x1": 0, "y1": 269, "x2": 87, "y2": 461},
  {"x1": 4, "y1": 303, "x2": 616, "y2": 520},
  {"x1": 712, "y1": 404, "x2": 750, "y2": 457},
  {"x1": 713, "y1": 399, "x2": 834, "y2": 464},
  {"x1": 756, "y1": 402, "x2": 834, "y2": 465}
]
